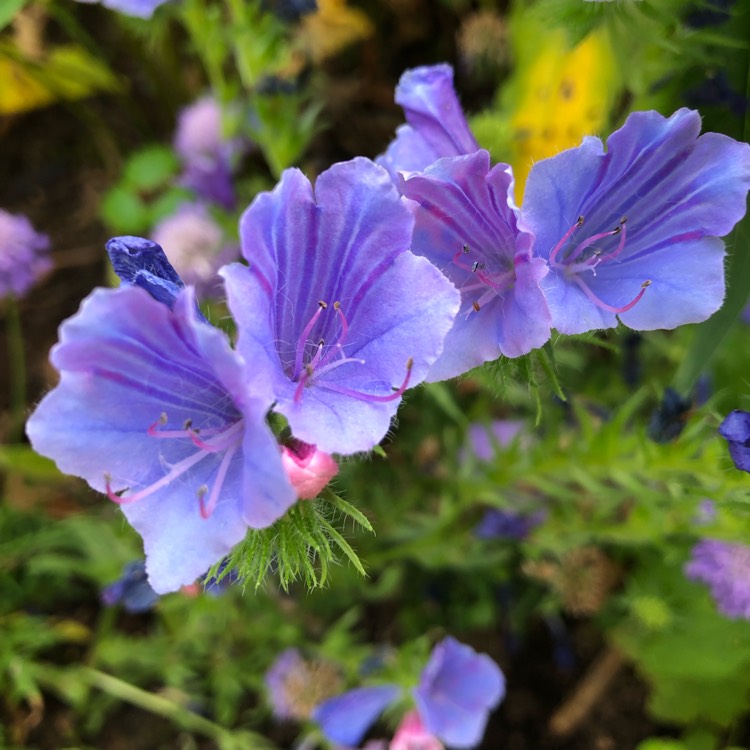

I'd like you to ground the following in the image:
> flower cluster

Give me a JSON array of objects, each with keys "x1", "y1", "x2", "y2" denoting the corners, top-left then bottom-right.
[{"x1": 25, "y1": 62, "x2": 750, "y2": 598}]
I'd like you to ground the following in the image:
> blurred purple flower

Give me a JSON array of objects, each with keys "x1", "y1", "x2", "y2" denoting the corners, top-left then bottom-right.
[
  {"x1": 377, "y1": 64, "x2": 478, "y2": 182},
  {"x1": 151, "y1": 203, "x2": 239, "y2": 296},
  {"x1": 719, "y1": 409, "x2": 750, "y2": 472},
  {"x1": 685, "y1": 539, "x2": 750, "y2": 619},
  {"x1": 261, "y1": 0, "x2": 317, "y2": 22},
  {"x1": 463, "y1": 420, "x2": 525, "y2": 464},
  {"x1": 519, "y1": 109, "x2": 750, "y2": 335},
  {"x1": 694, "y1": 499, "x2": 717, "y2": 526},
  {"x1": 313, "y1": 638, "x2": 504, "y2": 749},
  {"x1": 314, "y1": 685, "x2": 402, "y2": 747},
  {"x1": 475, "y1": 508, "x2": 545, "y2": 541},
  {"x1": 415, "y1": 637, "x2": 505, "y2": 748},
  {"x1": 266, "y1": 648, "x2": 345, "y2": 721},
  {"x1": 174, "y1": 97, "x2": 244, "y2": 210},
  {"x1": 26, "y1": 238, "x2": 295, "y2": 593},
  {"x1": 74, "y1": 0, "x2": 170, "y2": 18},
  {"x1": 221, "y1": 158, "x2": 460, "y2": 455},
  {"x1": 400, "y1": 151, "x2": 550, "y2": 379},
  {"x1": 0, "y1": 209, "x2": 51, "y2": 299},
  {"x1": 101, "y1": 560, "x2": 160, "y2": 612}
]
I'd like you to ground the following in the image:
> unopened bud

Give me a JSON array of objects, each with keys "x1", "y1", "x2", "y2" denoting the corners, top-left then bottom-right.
[{"x1": 281, "y1": 440, "x2": 339, "y2": 499}]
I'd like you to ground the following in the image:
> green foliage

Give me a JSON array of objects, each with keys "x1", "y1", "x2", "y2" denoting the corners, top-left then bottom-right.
[{"x1": 217, "y1": 490, "x2": 374, "y2": 591}]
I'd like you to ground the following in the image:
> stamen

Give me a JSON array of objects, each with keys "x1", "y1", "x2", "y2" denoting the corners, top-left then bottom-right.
[
  {"x1": 549, "y1": 216, "x2": 584, "y2": 266},
  {"x1": 198, "y1": 443, "x2": 239, "y2": 519},
  {"x1": 294, "y1": 300, "x2": 328, "y2": 379},
  {"x1": 472, "y1": 301, "x2": 481, "y2": 312},
  {"x1": 573, "y1": 277, "x2": 651, "y2": 314},
  {"x1": 319, "y1": 358, "x2": 414, "y2": 403}
]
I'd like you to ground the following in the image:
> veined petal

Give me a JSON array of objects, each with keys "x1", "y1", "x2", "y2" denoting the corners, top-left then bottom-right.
[
  {"x1": 377, "y1": 64, "x2": 478, "y2": 181},
  {"x1": 401, "y1": 150, "x2": 550, "y2": 378},
  {"x1": 521, "y1": 108, "x2": 750, "y2": 333},
  {"x1": 228, "y1": 157, "x2": 459, "y2": 454},
  {"x1": 312, "y1": 684, "x2": 401, "y2": 747},
  {"x1": 26, "y1": 286, "x2": 294, "y2": 593},
  {"x1": 415, "y1": 637, "x2": 505, "y2": 749}
]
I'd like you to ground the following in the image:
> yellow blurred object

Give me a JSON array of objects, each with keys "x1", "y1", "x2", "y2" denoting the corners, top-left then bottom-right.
[
  {"x1": 298, "y1": 0, "x2": 374, "y2": 64},
  {"x1": 0, "y1": 42, "x2": 120, "y2": 118},
  {"x1": 509, "y1": 30, "x2": 618, "y2": 202}
]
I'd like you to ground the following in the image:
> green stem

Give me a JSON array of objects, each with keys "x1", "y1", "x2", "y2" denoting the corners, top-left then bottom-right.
[{"x1": 6, "y1": 296, "x2": 27, "y2": 442}]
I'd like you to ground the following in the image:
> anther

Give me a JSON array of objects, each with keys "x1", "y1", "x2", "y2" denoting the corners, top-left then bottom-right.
[
  {"x1": 318, "y1": 300, "x2": 328, "y2": 309},
  {"x1": 577, "y1": 216, "x2": 585, "y2": 227},
  {"x1": 462, "y1": 243, "x2": 470, "y2": 254},
  {"x1": 333, "y1": 301, "x2": 340, "y2": 310},
  {"x1": 183, "y1": 418, "x2": 193, "y2": 430},
  {"x1": 471, "y1": 262, "x2": 485, "y2": 273},
  {"x1": 472, "y1": 301, "x2": 481, "y2": 312},
  {"x1": 197, "y1": 485, "x2": 210, "y2": 519}
]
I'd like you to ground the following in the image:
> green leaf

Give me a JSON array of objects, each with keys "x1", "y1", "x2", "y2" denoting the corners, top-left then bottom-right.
[
  {"x1": 123, "y1": 146, "x2": 180, "y2": 192},
  {"x1": 101, "y1": 186, "x2": 149, "y2": 234},
  {"x1": 0, "y1": 0, "x2": 27, "y2": 31},
  {"x1": 0, "y1": 445, "x2": 61, "y2": 481}
]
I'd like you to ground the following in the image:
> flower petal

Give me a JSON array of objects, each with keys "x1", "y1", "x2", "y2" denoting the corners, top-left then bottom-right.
[{"x1": 312, "y1": 685, "x2": 401, "y2": 747}]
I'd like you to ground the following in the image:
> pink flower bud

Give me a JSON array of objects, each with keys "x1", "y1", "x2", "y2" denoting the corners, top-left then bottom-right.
[
  {"x1": 281, "y1": 440, "x2": 338, "y2": 499},
  {"x1": 390, "y1": 711, "x2": 445, "y2": 750}
]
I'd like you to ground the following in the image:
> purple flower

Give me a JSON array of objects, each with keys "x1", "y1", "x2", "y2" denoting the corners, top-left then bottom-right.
[
  {"x1": 151, "y1": 203, "x2": 239, "y2": 296},
  {"x1": 463, "y1": 420, "x2": 525, "y2": 464},
  {"x1": 685, "y1": 539, "x2": 750, "y2": 619},
  {"x1": 313, "y1": 638, "x2": 504, "y2": 749},
  {"x1": 414, "y1": 637, "x2": 505, "y2": 748},
  {"x1": 26, "y1": 239, "x2": 295, "y2": 593},
  {"x1": 475, "y1": 508, "x2": 544, "y2": 541},
  {"x1": 518, "y1": 109, "x2": 750, "y2": 335},
  {"x1": 313, "y1": 685, "x2": 402, "y2": 747},
  {"x1": 400, "y1": 151, "x2": 551, "y2": 379},
  {"x1": 377, "y1": 64, "x2": 478, "y2": 183},
  {"x1": 74, "y1": 0, "x2": 170, "y2": 18},
  {"x1": 719, "y1": 409, "x2": 750, "y2": 472},
  {"x1": 0, "y1": 209, "x2": 51, "y2": 298},
  {"x1": 221, "y1": 158, "x2": 460, "y2": 455},
  {"x1": 174, "y1": 97, "x2": 243, "y2": 210},
  {"x1": 101, "y1": 560, "x2": 161, "y2": 612}
]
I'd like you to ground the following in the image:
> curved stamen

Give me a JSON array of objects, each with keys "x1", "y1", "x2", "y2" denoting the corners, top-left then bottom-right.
[
  {"x1": 319, "y1": 358, "x2": 413, "y2": 403},
  {"x1": 549, "y1": 216, "x2": 585, "y2": 266},
  {"x1": 198, "y1": 442, "x2": 239, "y2": 519},
  {"x1": 294, "y1": 300, "x2": 328, "y2": 379},
  {"x1": 573, "y1": 277, "x2": 651, "y2": 314}
]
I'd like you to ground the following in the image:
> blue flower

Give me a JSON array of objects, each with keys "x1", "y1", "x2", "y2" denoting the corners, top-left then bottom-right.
[
  {"x1": 377, "y1": 64, "x2": 478, "y2": 183},
  {"x1": 101, "y1": 560, "x2": 161, "y2": 613},
  {"x1": 400, "y1": 151, "x2": 551, "y2": 378},
  {"x1": 221, "y1": 158, "x2": 460, "y2": 454},
  {"x1": 74, "y1": 0, "x2": 170, "y2": 18},
  {"x1": 719, "y1": 409, "x2": 750, "y2": 472},
  {"x1": 519, "y1": 109, "x2": 750, "y2": 335},
  {"x1": 686, "y1": 539, "x2": 750, "y2": 619},
  {"x1": 26, "y1": 239, "x2": 296, "y2": 593},
  {"x1": 312, "y1": 638, "x2": 504, "y2": 749}
]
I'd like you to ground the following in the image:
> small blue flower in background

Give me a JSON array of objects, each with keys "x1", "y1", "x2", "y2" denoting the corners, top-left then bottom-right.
[
  {"x1": 0, "y1": 209, "x2": 51, "y2": 299},
  {"x1": 719, "y1": 409, "x2": 750, "y2": 472},
  {"x1": 221, "y1": 158, "x2": 460, "y2": 455},
  {"x1": 401, "y1": 151, "x2": 551, "y2": 379},
  {"x1": 101, "y1": 560, "x2": 160, "y2": 613},
  {"x1": 475, "y1": 508, "x2": 544, "y2": 541},
  {"x1": 261, "y1": 0, "x2": 318, "y2": 22},
  {"x1": 26, "y1": 238, "x2": 296, "y2": 593},
  {"x1": 377, "y1": 64, "x2": 477, "y2": 183},
  {"x1": 685, "y1": 539, "x2": 750, "y2": 620},
  {"x1": 151, "y1": 202, "x2": 239, "y2": 298},
  {"x1": 312, "y1": 637, "x2": 504, "y2": 749},
  {"x1": 462, "y1": 420, "x2": 525, "y2": 464},
  {"x1": 519, "y1": 108, "x2": 750, "y2": 336}
]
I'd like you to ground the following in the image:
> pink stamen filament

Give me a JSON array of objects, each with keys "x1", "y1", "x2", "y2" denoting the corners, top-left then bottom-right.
[
  {"x1": 293, "y1": 301, "x2": 328, "y2": 379},
  {"x1": 549, "y1": 216, "x2": 585, "y2": 266},
  {"x1": 105, "y1": 419, "x2": 243, "y2": 511},
  {"x1": 572, "y1": 277, "x2": 651, "y2": 314},
  {"x1": 198, "y1": 442, "x2": 239, "y2": 519},
  {"x1": 319, "y1": 358, "x2": 413, "y2": 403}
]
